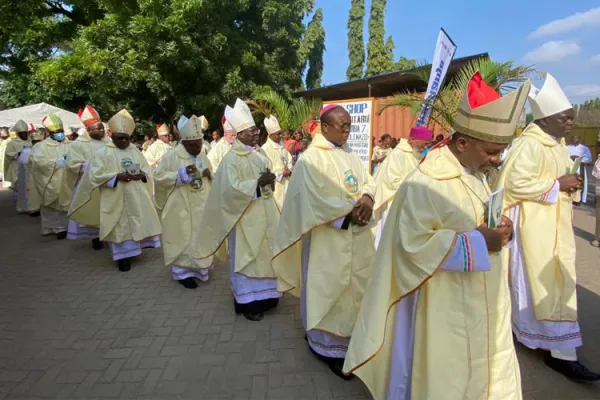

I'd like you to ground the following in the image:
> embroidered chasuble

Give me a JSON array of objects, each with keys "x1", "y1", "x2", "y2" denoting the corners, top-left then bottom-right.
[
  {"x1": 68, "y1": 142, "x2": 161, "y2": 243},
  {"x1": 343, "y1": 146, "x2": 521, "y2": 400},
  {"x1": 272, "y1": 133, "x2": 376, "y2": 337},
  {"x1": 193, "y1": 140, "x2": 279, "y2": 279},
  {"x1": 154, "y1": 144, "x2": 213, "y2": 270}
]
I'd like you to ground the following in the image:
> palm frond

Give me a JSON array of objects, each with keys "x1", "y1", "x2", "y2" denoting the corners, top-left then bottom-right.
[{"x1": 250, "y1": 88, "x2": 321, "y2": 131}]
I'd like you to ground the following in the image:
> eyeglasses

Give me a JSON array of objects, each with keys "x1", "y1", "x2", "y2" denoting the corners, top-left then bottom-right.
[{"x1": 326, "y1": 123, "x2": 351, "y2": 133}]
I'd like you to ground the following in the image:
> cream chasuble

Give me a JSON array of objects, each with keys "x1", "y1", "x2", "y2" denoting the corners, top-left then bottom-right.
[
  {"x1": 3, "y1": 138, "x2": 30, "y2": 189},
  {"x1": 144, "y1": 140, "x2": 172, "y2": 168},
  {"x1": 495, "y1": 123, "x2": 577, "y2": 323},
  {"x1": 16, "y1": 147, "x2": 34, "y2": 213},
  {"x1": 372, "y1": 138, "x2": 419, "y2": 247},
  {"x1": 207, "y1": 139, "x2": 233, "y2": 172},
  {"x1": 154, "y1": 144, "x2": 213, "y2": 271},
  {"x1": 29, "y1": 138, "x2": 74, "y2": 213},
  {"x1": 193, "y1": 140, "x2": 279, "y2": 280},
  {"x1": 272, "y1": 133, "x2": 376, "y2": 338},
  {"x1": 68, "y1": 142, "x2": 161, "y2": 244},
  {"x1": 0, "y1": 138, "x2": 9, "y2": 183},
  {"x1": 261, "y1": 138, "x2": 293, "y2": 210},
  {"x1": 343, "y1": 146, "x2": 521, "y2": 400}
]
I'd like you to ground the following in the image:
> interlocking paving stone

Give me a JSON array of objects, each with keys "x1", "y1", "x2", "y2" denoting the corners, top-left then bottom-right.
[{"x1": 1, "y1": 188, "x2": 600, "y2": 399}]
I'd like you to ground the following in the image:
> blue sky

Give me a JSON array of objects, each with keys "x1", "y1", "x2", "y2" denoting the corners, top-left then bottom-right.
[{"x1": 312, "y1": 0, "x2": 600, "y2": 104}]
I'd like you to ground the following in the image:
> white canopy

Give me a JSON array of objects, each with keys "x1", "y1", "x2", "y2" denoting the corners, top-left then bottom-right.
[{"x1": 0, "y1": 103, "x2": 83, "y2": 129}]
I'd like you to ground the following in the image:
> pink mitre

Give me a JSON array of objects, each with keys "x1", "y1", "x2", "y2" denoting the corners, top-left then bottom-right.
[
  {"x1": 409, "y1": 126, "x2": 433, "y2": 141},
  {"x1": 320, "y1": 104, "x2": 342, "y2": 118}
]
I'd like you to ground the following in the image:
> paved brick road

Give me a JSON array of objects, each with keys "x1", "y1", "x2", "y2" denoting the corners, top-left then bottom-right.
[{"x1": 0, "y1": 188, "x2": 599, "y2": 399}]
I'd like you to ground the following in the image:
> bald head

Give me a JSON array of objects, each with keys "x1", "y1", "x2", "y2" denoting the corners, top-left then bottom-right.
[{"x1": 321, "y1": 107, "x2": 351, "y2": 147}]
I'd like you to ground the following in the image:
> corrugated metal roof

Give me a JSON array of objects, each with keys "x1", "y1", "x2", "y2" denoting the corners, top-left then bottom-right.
[{"x1": 294, "y1": 53, "x2": 489, "y2": 101}]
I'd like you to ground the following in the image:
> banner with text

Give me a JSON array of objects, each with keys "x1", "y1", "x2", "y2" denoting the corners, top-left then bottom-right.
[
  {"x1": 416, "y1": 28, "x2": 457, "y2": 126},
  {"x1": 323, "y1": 99, "x2": 373, "y2": 172}
]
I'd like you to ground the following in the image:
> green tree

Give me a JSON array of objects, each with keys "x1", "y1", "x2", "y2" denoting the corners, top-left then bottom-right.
[
  {"x1": 248, "y1": 88, "x2": 321, "y2": 132},
  {"x1": 365, "y1": 0, "x2": 389, "y2": 77},
  {"x1": 1, "y1": 0, "x2": 318, "y2": 130},
  {"x1": 346, "y1": 0, "x2": 365, "y2": 80},
  {"x1": 302, "y1": 8, "x2": 325, "y2": 90}
]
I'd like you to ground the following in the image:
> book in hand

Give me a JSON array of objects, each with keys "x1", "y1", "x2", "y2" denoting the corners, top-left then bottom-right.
[
  {"x1": 487, "y1": 188, "x2": 504, "y2": 229},
  {"x1": 571, "y1": 157, "x2": 583, "y2": 175}
]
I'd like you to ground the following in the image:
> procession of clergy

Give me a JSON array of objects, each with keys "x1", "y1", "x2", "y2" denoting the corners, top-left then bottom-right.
[{"x1": 2, "y1": 71, "x2": 599, "y2": 399}]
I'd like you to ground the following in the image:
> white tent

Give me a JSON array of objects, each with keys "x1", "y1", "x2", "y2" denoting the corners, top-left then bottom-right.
[{"x1": 0, "y1": 103, "x2": 83, "y2": 129}]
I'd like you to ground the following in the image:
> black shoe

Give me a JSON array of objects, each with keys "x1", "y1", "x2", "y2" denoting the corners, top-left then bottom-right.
[
  {"x1": 544, "y1": 352, "x2": 600, "y2": 381},
  {"x1": 56, "y1": 231, "x2": 67, "y2": 240},
  {"x1": 117, "y1": 259, "x2": 131, "y2": 272},
  {"x1": 243, "y1": 312, "x2": 264, "y2": 322},
  {"x1": 91, "y1": 238, "x2": 103, "y2": 250},
  {"x1": 29, "y1": 211, "x2": 40, "y2": 217},
  {"x1": 307, "y1": 345, "x2": 352, "y2": 381},
  {"x1": 178, "y1": 278, "x2": 198, "y2": 289}
]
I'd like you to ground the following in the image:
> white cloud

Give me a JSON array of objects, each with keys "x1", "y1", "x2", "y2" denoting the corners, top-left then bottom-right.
[
  {"x1": 589, "y1": 54, "x2": 600, "y2": 65},
  {"x1": 529, "y1": 7, "x2": 600, "y2": 39},
  {"x1": 523, "y1": 41, "x2": 580, "y2": 63},
  {"x1": 564, "y1": 84, "x2": 600, "y2": 100}
]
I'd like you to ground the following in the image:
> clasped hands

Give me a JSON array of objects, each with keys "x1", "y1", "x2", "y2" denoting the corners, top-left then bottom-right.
[
  {"x1": 257, "y1": 171, "x2": 276, "y2": 187},
  {"x1": 116, "y1": 172, "x2": 146, "y2": 183},
  {"x1": 186, "y1": 165, "x2": 212, "y2": 181},
  {"x1": 558, "y1": 174, "x2": 583, "y2": 193},
  {"x1": 476, "y1": 215, "x2": 513, "y2": 253},
  {"x1": 349, "y1": 195, "x2": 374, "y2": 227}
]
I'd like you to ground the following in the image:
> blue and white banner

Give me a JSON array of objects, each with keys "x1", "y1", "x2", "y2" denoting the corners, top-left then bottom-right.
[{"x1": 416, "y1": 28, "x2": 457, "y2": 127}]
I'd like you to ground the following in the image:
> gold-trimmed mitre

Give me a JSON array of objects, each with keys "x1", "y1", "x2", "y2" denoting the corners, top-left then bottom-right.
[
  {"x1": 452, "y1": 72, "x2": 531, "y2": 144},
  {"x1": 108, "y1": 110, "x2": 136, "y2": 136},
  {"x1": 179, "y1": 115, "x2": 204, "y2": 141}
]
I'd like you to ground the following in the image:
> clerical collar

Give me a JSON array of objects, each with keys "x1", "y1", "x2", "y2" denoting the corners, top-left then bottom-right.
[
  {"x1": 243, "y1": 144, "x2": 256, "y2": 151},
  {"x1": 322, "y1": 137, "x2": 338, "y2": 149}
]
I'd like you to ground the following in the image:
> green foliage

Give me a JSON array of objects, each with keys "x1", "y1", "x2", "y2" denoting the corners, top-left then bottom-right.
[
  {"x1": 0, "y1": 0, "x2": 323, "y2": 133},
  {"x1": 379, "y1": 59, "x2": 538, "y2": 131},
  {"x1": 249, "y1": 88, "x2": 321, "y2": 132},
  {"x1": 303, "y1": 8, "x2": 325, "y2": 90},
  {"x1": 346, "y1": 0, "x2": 365, "y2": 81},
  {"x1": 575, "y1": 98, "x2": 600, "y2": 127},
  {"x1": 365, "y1": 0, "x2": 388, "y2": 77}
]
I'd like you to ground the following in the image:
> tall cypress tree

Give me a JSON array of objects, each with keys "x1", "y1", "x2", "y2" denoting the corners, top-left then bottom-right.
[
  {"x1": 304, "y1": 8, "x2": 326, "y2": 89},
  {"x1": 365, "y1": 0, "x2": 390, "y2": 77},
  {"x1": 346, "y1": 0, "x2": 365, "y2": 81}
]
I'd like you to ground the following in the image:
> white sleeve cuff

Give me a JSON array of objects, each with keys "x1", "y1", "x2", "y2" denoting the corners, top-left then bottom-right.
[
  {"x1": 276, "y1": 173, "x2": 284, "y2": 182},
  {"x1": 177, "y1": 167, "x2": 192, "y2": 185},
  {"x1": 329, "y1": 217, "x2": 346, "y2": 229},
  {"x1": 105, "y1": 175, "x2": 118, "y2": 188},
  {"x1": 538, "y1": 181, "x2": 559, "y2": 204},
  {"x1": 504, "y1": 238, "x2": 515, "y2": 249},
  {"x1": 55, "y1": 158, "x2": 66, "y2": 168},
  {"x1": 81, "y1": 161, "x2": 89, "y2": 174},
  {"x1": 441, "y1": 231, "x2": 491, "y2": 272}
]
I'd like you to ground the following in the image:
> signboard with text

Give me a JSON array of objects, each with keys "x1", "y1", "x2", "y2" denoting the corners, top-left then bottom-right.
[{"x1": 323, "y1": 98, "x2": 374, "y2": 173}]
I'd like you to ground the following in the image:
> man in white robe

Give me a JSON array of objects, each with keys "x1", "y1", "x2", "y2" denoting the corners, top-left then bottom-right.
[
  {"x1": 343, "y1": 72, "x2": 528, "y2": 400},
  {"x1": 207, "y1": 106, "x2": 236, "y2": 171},
  {"x1": 154, "y1": 115, "x2": 214, "y2": 289},
  {"x1": 29, "y1": 115, "x2": 73, "y2": 238},
  {"x1": 496, "y1": 73, "x2": 599, "y2": 381},
  {"x1": 66, "y1": 105, "x2": 110, "y2": 249},
  {"x1": 3, "y1": 120, "x2": 31, "y2": 209},
  {"x1": 567, "y1": 135, "x2": 593, "y2": 205},
  {"x1": 372, "y1": 126, "x2": 432, "y2": 248},
  {"x1": 16, "y1": 130, "x2": 44, "y2": 215},
  {"x1": 194, "y1": 99, "x2": 281, "y2": 321},
  {"x1": 69, "y1": 110, "x2": 162, "y2": 272},
  {"x1": 261, "y1": 115, "x2": 293, "y2": 210},
  {"x1": 144, "y1": 123, "x2": 172, "y2": 168}
]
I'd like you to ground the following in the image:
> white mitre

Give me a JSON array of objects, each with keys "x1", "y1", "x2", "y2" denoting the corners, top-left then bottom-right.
[
  {"x1": 529, "y1": 73, "x2": 572, "y2": 120},
  {"x1": 179, "y1": 115, "x2": 204, "y2": 141},
  {"x1": 264, "y1": 115, "x2": 282, "y2": 135},
  {"x1": 177, "y1": 115, "x2": 189, "y2": 131},
  {"x1": 222, "y1": 105, "x2": 236, "y2": 134},
  {"x1": 228, "y1": 99, "x2": 255, "y2": 133}
]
